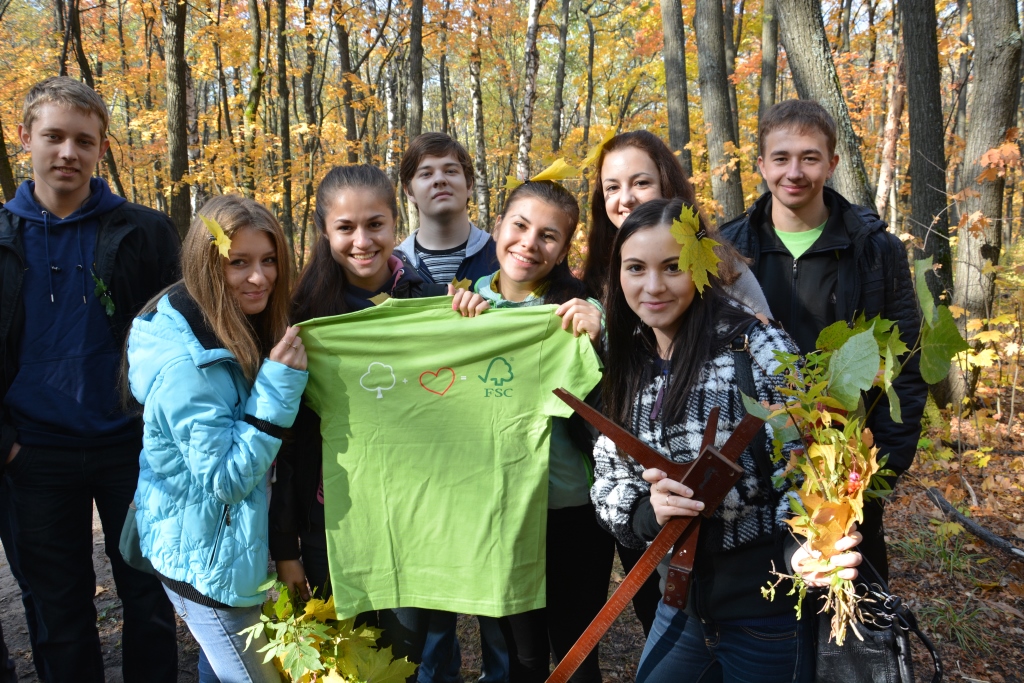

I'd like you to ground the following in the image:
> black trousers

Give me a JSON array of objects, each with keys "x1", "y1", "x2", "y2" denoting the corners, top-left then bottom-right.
[
  {"x1": 5, "y1": 441, "x2": 177, "y2": 683},
  {"x1": 502, "y1": 504, "x2": 615, "y2": 683},
  {"x1": 614, "y1": 542, "x2": 662, "y2": 637}
]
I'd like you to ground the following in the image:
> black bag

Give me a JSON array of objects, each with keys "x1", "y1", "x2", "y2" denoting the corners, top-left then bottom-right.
[
  {"x1": 815, "y1": 560, "x2": 942, "y2": 683},
  {"x1": 118, "y1": 501, "x2": 155, "y2": 575}
]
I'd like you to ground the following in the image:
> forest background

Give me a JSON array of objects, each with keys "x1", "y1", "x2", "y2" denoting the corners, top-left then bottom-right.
[{"x1": 1, "y1": 0, "x2": 1024, "y2": 680}]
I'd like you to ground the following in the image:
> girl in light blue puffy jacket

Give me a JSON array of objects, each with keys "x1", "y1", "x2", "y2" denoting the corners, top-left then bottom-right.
[{"x1": 126, "y1": 195, "x2": 307, "y2": 683}]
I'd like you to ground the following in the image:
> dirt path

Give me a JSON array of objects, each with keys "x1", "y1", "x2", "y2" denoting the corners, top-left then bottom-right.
[{"x1": 0, "y1": 505, "x2": 200, "y2": 683}]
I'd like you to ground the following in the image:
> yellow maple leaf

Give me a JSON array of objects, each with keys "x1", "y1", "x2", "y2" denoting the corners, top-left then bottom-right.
[
  {"x1": 450, "y1": 277, "x2": 473, "y2": 291},
  {"x1": 369, "y1": 292, "x2": 391, "y2": 305},
  {"x1": 809, "y1": 500, "x2": 855, "y2": 558},
  {"x1": 503, "y1": 175, "x2": 524, "y2": 191},
  {"x1": 580, "y1": 129, "x2": 616, "y2": 169},
  {"x1": 669, "y1": 204, "x2": 721, "y2": 294},
  {"x1": 200, "y1": 215, "x2": 232, "y2": 259},
  {"x1": 530, "y1": 158, "x2": 578, "y2": 182}
]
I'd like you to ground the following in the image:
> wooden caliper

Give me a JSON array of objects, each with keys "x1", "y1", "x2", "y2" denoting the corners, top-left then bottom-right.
[{"x1": 545, "y1": 389, "x2": 766, "y2": 683}]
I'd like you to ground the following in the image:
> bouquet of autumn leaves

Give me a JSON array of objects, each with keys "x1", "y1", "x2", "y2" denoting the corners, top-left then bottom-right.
[
  {"x1": 240, "y1": 578, "x2": 417, "y2": 682},
  {"x1": 746, "y1": 258, "x2": 968, "y2": 645}
]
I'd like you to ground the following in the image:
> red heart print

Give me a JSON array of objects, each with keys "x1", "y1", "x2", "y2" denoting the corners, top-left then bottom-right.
[{"x1": 419, "y1": 367, "x2": 456, "y2": 396}]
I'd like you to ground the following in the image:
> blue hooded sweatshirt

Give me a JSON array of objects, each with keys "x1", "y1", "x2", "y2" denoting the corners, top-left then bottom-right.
[{"x1": 3, "y1": 178, "x2": 138, "y2": 447}]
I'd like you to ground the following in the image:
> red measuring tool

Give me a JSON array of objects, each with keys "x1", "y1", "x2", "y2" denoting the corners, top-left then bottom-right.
[{"x1": 546, "y1": 388, "x2": 765, "y2": 683}]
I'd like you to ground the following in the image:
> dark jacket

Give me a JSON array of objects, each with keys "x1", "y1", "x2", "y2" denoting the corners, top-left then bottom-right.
[
  {"x1": 719, "y1": 187, "x2": 927, "y2": 474},
  {"x1": 0, "y1": 191, "x2": 181, "y2": 464},
  {"x1": 394, "y1": 224, "x2": 499, "y2": 286},
  {"x1": 268, "y1": 254, "x2": 447, "y2": 560}
]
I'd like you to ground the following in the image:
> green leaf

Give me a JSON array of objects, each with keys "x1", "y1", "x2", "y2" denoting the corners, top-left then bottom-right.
[
  {"x1": 274, "y1": 589, "x2": 293, "y2": 620},
  {"x1": 886, "y1": 384, "x2": 902, "y2": 424},
  {"x1": 826, "y1": 326, "x2": 880, "y2": 409},
  {"x1": 920, "y1": 306, "x2": 970, "y2": 384},
  {"x1": 886, "y1": 323, "x2": 910, "y2": 360},
  {"x1": 741, "y1": 392, "x2": 770, "y2": 420},
  {"x1": 815, "y1": 320, "x2": 855, "y2": 352},
  {"x1": 257, "y1": 574, "x2": 279, "y2": 592},
  {"x1": 915, "y1": 258, "x2": 936, "y2": 327}
]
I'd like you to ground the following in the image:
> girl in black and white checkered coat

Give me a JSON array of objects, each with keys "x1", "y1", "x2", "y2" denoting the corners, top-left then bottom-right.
[{"x1": 592, "y1": 198, "x2": 863, "y2": 683}]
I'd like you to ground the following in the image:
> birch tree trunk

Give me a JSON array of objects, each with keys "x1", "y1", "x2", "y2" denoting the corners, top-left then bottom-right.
[
  {"x1": 874, "y1": 53, "x2": 904, "y2": 217},
  {"x1": 516, "y1": 0, "x2": 547, "y2": 180},
  {"x1": 407, "y1": 0, "x2": 423, "y2": 139},
  {"x1": 777, "y1": 0, "x2": 873, "y2": 207},
  {"x1": 470, "y1": 8, "x2": 491, "y2": 229},
  {"x1": 661, "y1": 0, "x2": 692, "y2": 175},
  {"x1": 550, "y1": 0, "x2": 570, "y2": 153},
  {"x1": 694, "y1": 0, "x2": 745, "y2": 220},
  {"x1": 162, "y1": 0, "x2": 190, "y2": 237},
  {"x1": 901, "y1": 0, "x2": 953, "y2": 307}
]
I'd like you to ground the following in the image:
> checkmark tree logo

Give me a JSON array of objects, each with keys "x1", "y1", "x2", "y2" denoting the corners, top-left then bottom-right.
[{"x1": 478, "y1": 357, "x2": 513, "y2": 386}]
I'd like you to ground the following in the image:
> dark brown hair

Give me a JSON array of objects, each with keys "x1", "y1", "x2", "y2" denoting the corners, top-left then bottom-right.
[
  {"x1": 582, "y1": 131, "x2": 740, "y2": 298},
  {"x1": 291, "y1": 165, "x2": 397, "y2": 323},
  {"x1": 399, "y1": 132, "x2": 475, "y2": 191},
  {"x1": 499, "y1": 180, "x2": 586, "y2": 304},
  {"x1": 758, "y1": 100, "x2": 837, "y2": 157},
  {"x1": 602, "y1": 198, "x2": 753, "y2": 428}
]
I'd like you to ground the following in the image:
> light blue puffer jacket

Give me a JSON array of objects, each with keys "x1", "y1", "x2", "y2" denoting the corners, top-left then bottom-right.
[{"x1": 128, "y1": 286, "x2": 307, "y2": 606}]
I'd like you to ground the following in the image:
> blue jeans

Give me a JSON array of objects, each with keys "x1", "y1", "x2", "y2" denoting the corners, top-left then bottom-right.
[
  {"x1": 163, "y1": 587, "x2": 280, "y2": 683},
  {"x1": 636, "y1": 602, "x2": 813, "y2": 683}
]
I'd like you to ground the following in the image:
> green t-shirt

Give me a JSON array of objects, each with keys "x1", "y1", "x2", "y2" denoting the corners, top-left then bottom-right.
[
  {"x1": 773, "y1": 222, "x2": 825, "y2": 260},
  {"x1": 298, "y1": 297, "x2": 603, "y2": 618}
]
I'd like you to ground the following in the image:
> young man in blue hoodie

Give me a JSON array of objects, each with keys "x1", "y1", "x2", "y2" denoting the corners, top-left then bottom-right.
[{"x1": 0, "y1": 77, "x2": 180, "y2": 683}]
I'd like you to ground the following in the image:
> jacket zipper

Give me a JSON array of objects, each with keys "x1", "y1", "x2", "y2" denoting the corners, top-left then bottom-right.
[
  {"x1": 790, "y1": 257, "x2": 799, "y2": 323},
  {"x1": 206, "y1": 504, "x2": 231, "y2": 571}
]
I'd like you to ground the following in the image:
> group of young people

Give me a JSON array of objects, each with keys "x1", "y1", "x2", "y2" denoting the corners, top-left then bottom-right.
[{"x1": 0, "y1": 75, "x2": 925, "y2": 683}]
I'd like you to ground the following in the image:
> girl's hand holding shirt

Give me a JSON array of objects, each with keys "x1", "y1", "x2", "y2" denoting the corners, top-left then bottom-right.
[
  {"x1": 555, "y1": 298, "x2": 602, "y2": 342},
  {"x1": 643, "y1": 467, "x2": 863, "y2": 585},
  {"x1": 448, "y1": 284, "x2": 490, "y2": 317},
  {"x1": 269, "y1": 325, "x2": 308, "y2": 370}
]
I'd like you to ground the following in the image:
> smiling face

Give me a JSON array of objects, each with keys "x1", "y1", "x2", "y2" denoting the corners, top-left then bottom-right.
[
  {"x1": 404, "y1": 153, "x2": 472, "y2": 221},
  {"x1": 601, "y1": 146, "x2": 663, "y2": 228},
  {"x1": 224, "y1": 227, "x2": 278, "y2": 316},
  {"x1": 757, "y1": 126, "x2": 839, "y2": 220},
  {"x1": 324, "y1": 189, "x2": 397, "y2": 291},
  {"x1": 18, "y1": 103, "x2": 109, "y2": 216},
  {"x1": 619, "y1": 224, "x2": 696, "y2": 358},
  {"x1": 493, "y1": 196, "x2": 573, "y2": 302}
]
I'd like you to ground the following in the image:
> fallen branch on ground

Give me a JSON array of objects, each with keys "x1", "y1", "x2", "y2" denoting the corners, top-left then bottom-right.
[{"x1": 925, "y1": 487, "x2": 1024, "y2": 561}]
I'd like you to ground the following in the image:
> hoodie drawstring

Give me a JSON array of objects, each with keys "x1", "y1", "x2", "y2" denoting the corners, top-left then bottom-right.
[
  {"x1": 42, "y1": 211, "x2": 54, "y2": 304},
  {"x1": 76, "y1": 218, "x2": 87, "y2": 304}
]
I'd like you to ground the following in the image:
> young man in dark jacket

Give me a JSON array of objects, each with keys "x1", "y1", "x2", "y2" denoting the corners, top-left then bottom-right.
[
  {"x1": 395, "y1": 132, "x2": 498, "y2": 287},
  {"x1": 719, "y1": 100, "x2": 927, "y2": 582},
  {"x1": 0, "y1": 77, "x2": 180, "y2": 683}
]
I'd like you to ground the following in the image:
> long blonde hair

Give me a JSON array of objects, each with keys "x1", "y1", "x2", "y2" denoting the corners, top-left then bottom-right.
[{"x1": 181, "y1": 195, "x2": 292, "y2": 381}]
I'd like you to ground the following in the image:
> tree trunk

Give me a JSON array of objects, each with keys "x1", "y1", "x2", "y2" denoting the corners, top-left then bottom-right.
[
  {"x1": 0, "y1": 113, "x2": 16, "y2": 201},
  {"x1": 470, "y1": 8, "x2": 491, "y2": 229},
  {"x1": 243, "y1": 0, "x2": 265, "y2": 193},
  {"x1": 722, "y1": 0, "x2": 741, "y2": 144},
  {"x1": 901, "y1": 0, "x2": 953, "y2": 308},
  {"x1": 874, "y1": 52, "x2": 904, "y2": 217},
  {"x1": 661, "y1": 0, "x2": 692, "y2": 175},
  {"x1": 335, "y1": 21, "x2": 359, "y2": 163},
  {"x1": 694, "y1": 0, "x2": 745, "y2": 220},
  {"x1": 951, "y1": 0, "x2": 971, "y2": 224},
  {"x1": 162, "y1": 0, "x2": 190, "y2": 237},
  {"x1": 839, "y1": 0, "x2": 853, "y2": 52},
  {"x1": 950, "y1": 0, "x2": 1021, "y2": 402},
  {"x1": 276, "y1": 0, "x2": 293, "y2": 247},
  {"x1": 758, "y1": 0, "x2": 778, "y2": 194},
  {"x1": 385, "y1": 60, "x2": 399, "y2": 182},
  {"x1": 777, "y1": 0, "x2": 873, "y2": 207},
  {"x1": 516, "y1": 0, "x2": 548, "y2": 180},
  {"x1": 407, "y1": 0, "x2": 423, "y2": 139},
  {"x1": 583, "y1": 13, "x2": 596, "y2": 145},
  {"x1": 186, "y1": 64, "x2": 206, "y2": 209},
  {"x1": 550, "y1": 0, "x2": 570, "y2": 153}
]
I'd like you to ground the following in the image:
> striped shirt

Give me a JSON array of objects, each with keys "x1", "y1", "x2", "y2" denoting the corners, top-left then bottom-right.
[{"x1": 415, "y1": 238, "x2": 468, "y2": 284}]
